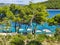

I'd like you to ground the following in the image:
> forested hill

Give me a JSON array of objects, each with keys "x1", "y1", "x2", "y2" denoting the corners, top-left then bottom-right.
[
  {"x1": 0, "y1": 3, "x2": 5, "y2": 6},
  {"x1": 41, "y1": 0, "x2": 60, "y2": 9},
  {"x1": 0, "y1": 0, "x2": 60, "y2": 9}
]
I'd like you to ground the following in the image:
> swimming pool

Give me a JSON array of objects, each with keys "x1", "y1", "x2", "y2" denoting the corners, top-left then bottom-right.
[{"x1": 0, "y1": 9, "x2": 60, "y2": 34}]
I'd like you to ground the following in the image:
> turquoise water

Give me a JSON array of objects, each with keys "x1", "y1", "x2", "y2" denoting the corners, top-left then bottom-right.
[
  {"x1": 47, "y1": 9, "x2": 60, "y2": 18},
  {"x1": 0, "y1": 9, "x2": 60, "y2": 34}
]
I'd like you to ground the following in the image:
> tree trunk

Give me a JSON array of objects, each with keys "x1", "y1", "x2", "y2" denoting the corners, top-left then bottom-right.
[
  {"x1": 15, "y1": 22, "x2": 17, "y2": 32},
  {"x1": 18, "y1": 23, "x2": 21, "y2": 33},
  {"x1": 30, "y1": 15, "x2": 35, "y2": 34},
  {"x1": 24, "y1": 24, "x2": 28, "y2": 35}
]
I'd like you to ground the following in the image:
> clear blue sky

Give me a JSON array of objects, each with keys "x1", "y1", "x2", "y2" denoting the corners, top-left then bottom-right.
[{"x1": 0, "y1": 0, "x2": 48, "y2": 4}]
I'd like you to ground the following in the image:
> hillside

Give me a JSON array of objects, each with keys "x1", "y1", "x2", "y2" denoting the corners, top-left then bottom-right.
[
  {"x1": 0, "y1": 3, "x2": 5, "y2": 6},
  {"x1": 41, "y1": 0, "x2": 60, "y2": 9},
  {"x1": 0, "y1": 0, "x2": 60, "y2": 9}
]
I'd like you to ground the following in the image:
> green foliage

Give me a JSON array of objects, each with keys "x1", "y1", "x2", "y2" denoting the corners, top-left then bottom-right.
[
  {"x1": 0, "y1": 3, "x2": 48, "y2": 24},
  {"x1": 53, "y1": 14, "x2": 60, "y2": 25},
  {"x1": 48, "y1": 14, "x2": 60, "y2": 25},
  {"x1": 55, "y1": 28, "x2": 60, "y2": 36},
  {"x1": 48, "y1": 18, "x2": 56, "y2": 25},
  {"x1": 27, "y1": 34, "x2": 33, "y2": 39},
  {"x1": 10, "y1": 39, "x2": 24, "y2": 45},
  {"x1": 26, "y1": 40, "x2": 42, "y2": 45},
  {"x1": 0, "y1": 35, "x2": 12, "y2": 45},
  {"x1": 28, "y1": 3, "x2": 48, "y2": 24},
  {"x1": 41, "y1": 0, "x2": 60, "y2": 9},
  {"x1": 0, "y1": 41, "x2": 3, "y2": 45},
  {"x1": 35, "y1": 34, "x2": 46, "y2": 42},
  {"x1": 54, "y1": 28, "x2": 60, "y2": 42},
  {"x1": 10, "y1": 35, "x2": 25, "y2": 45}
]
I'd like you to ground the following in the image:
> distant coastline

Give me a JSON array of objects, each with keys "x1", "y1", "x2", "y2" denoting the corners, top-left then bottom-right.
[{"x1": 47, "y1": 9, "x2": 60, "y2": 11}]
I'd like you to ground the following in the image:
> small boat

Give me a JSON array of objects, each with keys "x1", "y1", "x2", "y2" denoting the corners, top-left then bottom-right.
[{"x1": 43, "y1": 29, "x2": 51, "y2": 32}]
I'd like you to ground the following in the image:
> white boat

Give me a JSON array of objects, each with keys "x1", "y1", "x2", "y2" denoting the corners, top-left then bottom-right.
[
  {"x1": 19, "y1": 29, "x2": 24, "y2": 31},
  {"x1": 36, "y1": 30, "x2": 42, "y2": 32},
  {"x1": 43, "y1": 29, "x2": 51, "y2": 32},
  {"x1": 27, "y1": 28, "x2": 32, "y2": 31}
]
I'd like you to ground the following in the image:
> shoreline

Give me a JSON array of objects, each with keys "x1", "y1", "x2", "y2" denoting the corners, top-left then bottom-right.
[
  {"x1": 47, "y1": 9, "x2": 60, "y2": 11},
  {"x1": 0, "y1": 33, "x2": 17, "y2": 35}
]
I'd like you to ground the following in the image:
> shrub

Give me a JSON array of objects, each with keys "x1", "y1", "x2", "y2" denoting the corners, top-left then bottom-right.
[
  {"x1": 10, "y1": 35, "x2": 25, "y2": 45},
  {"x1": 26, "y1": 40, "x2": 42, "y2": 45},
  {"x1": 36, "y1": 34, "x2": 46, "y2": 42}
]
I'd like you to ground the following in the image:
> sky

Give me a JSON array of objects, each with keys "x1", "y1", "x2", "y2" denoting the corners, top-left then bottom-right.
[{"x1": 0, "y1": 0, "x2": 48, "y2": 5}]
